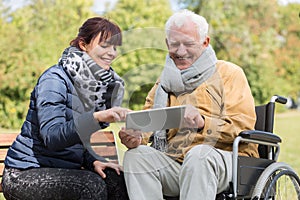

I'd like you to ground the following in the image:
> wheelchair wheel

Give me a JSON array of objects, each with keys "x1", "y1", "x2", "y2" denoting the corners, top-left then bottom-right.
[{"x1": 251, "y1": 162, "x2": 300, "y2": 200}]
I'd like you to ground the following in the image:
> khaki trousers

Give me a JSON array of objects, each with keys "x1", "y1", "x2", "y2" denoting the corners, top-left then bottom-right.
[{"x1": 123, "y1": 144, "x2": 232, "y2": 200}]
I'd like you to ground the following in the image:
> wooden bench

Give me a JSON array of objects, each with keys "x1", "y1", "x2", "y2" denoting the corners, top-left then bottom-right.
[
  {"x1": 0, "y1": 131, "x2": 118, "y2": 193},
  {"x1": 0, "y1": 133, "x2": 17, "y2": 193}
]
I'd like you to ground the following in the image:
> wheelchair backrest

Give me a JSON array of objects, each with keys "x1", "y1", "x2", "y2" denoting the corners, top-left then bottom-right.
[
  {"x1": 254, "y1": 102, "x2": 275, "y2": 133},
  {"x1": 255, "y1": 102, "x2": 276, "y2": 159},
  {"x1": 254, "y1": 95, "x2": 287, "y2": 159}
]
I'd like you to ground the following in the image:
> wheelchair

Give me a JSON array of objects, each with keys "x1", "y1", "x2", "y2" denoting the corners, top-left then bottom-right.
[
  {"x1": 216, "y1": 95, "x2": 300, "y2": 200},
  {"x1": 165, "y1": 95, "x2": 300, "y2": 200}
]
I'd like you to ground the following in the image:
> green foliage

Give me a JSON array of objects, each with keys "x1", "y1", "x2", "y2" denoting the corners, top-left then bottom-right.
[
  {"x1": 0, "y1": 0, "x2": 299, "y2": 129},
  {"x1": 106, "y1": 0, "x2": 172, "y2": 110},
  {"x1": 0, "y1": 0, "x2": 95, "y2": 129},
  {"x1": 177, "y1": 0, "x2": 300, "y2": 104},
  {"x1": 274, "y1": 3, "x2": 300, "y2": 99}
]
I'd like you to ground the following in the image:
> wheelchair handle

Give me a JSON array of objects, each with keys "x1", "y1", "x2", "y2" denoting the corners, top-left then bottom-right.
[{"x1": 270, "y1": 95, "x2": 287, "y2": 104}]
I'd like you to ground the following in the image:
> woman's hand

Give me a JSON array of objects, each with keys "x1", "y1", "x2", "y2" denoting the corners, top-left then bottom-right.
[
  {"x1": 119, "y1": 127, "x2": 142, "y2": 149},
  {"x1": 93, "y1": 107, "x2": 131, "y2": 123},
  {"x1": 93, "y1": 160, "x2": 122, "y2": 178}
]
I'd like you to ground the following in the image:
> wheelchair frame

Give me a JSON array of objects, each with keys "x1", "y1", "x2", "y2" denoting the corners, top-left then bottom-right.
[
  {"x1": 163, "y1": 95, "x2": 300, "y2": 200},
  {"x1": 229, "y1": 95, "x2": 300, "y2": 200},
  {"x1": 165, "y1": 95, "x2": 300, "y2": 200}
]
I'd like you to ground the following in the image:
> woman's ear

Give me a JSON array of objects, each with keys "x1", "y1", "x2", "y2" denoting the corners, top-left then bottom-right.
[{"x1": 79, "y1": 40, "x2": 87, "y2": 51}]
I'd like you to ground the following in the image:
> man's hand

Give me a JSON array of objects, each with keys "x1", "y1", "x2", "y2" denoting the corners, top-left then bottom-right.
[
  {"x1": 119, "y1": 127, "x2": 142, "y2": 149},
  {"x1": 182, "y1": 104, "x2": 205, "y2": 130}
]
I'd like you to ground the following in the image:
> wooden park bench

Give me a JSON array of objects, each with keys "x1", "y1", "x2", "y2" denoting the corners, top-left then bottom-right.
[{"x1": 0, "y1": 131, "x2": 118, "y2": 193}]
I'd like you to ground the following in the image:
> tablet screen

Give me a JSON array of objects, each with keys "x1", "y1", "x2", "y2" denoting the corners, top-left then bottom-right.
[{"x1": 125, "y1": 105, "x2": 186, "y2": 132}]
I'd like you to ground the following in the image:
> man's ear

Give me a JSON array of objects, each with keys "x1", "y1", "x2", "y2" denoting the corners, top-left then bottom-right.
[
  {"x1": 165, "y1": 38, "x2": 170, "y2": 49},
  {"x1": 79, "y1": 40, "x2": 87, "y2": 51},
  {"x1": 203, "y1": 36, "x2": 210, "y2": 47}
]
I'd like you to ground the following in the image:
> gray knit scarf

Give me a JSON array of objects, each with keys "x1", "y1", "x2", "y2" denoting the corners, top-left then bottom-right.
[
  {"x1": 59, "y1": 46, "x2": 124, "y2": 112},
  {"x1": 152, "y1": 45, "x2": 217, "y2": 152}
]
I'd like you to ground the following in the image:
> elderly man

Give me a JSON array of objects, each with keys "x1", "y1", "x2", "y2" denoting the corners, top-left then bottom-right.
[{"x1": 119, "y1": 9, "x2": 257, "y2": 200}]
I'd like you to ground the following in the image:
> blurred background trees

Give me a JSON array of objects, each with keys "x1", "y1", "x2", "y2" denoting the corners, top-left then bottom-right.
[
  {"x1": 0, "y1": 0, "x2": 94, "y2": 128},
  {"x1": 106, "y1": 0, "x2": 172, "y2": 109},
  {"x1": 0, "y1": 0, "x2": 299, "y2": 129},
  {"x1": 178, "y1": 0, "x2": 300, "y2": 103}
]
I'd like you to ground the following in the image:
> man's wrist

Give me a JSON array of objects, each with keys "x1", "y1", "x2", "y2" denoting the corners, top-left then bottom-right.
[{"x1": 197, "y1": 115, "x2": 205, "y2": 132}]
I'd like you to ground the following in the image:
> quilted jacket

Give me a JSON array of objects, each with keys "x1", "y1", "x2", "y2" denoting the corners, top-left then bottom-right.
[{"x1": 4, "y1": 64, "x2": 107, "y2": 170}]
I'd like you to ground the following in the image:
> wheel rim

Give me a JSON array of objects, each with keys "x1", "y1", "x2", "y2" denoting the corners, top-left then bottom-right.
[{"x1": 263, "y1": 169, "x2": 300, "y2": 200}]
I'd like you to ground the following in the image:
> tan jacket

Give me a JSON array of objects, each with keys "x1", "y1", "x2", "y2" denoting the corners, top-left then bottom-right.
[{"x1": 142, "y1": 60, "x2": 258, "y2": 163}]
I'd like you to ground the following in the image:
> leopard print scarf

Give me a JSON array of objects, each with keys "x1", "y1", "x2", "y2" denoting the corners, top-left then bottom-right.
[{"x1": 59, "y1": 46, "x2": 124, "y2": 111}]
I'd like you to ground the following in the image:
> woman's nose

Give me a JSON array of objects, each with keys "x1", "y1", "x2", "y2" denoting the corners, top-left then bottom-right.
[{"x1": 107, "y1": 46, "x2": 117, "y2": 56}]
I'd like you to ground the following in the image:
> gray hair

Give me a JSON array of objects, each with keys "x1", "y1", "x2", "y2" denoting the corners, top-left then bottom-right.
[{"x1": 165, "y1": 9, "x2": 209, "y2": 43}]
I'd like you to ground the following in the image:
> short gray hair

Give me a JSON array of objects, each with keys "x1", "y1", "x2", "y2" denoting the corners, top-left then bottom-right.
[{"x1": 165, "y1": 9, "x2": 209, "y2": 43}]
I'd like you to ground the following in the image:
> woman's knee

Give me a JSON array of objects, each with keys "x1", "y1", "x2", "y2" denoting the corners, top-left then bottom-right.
[{"x1": 56, "y1": 170, "x2": 107, "y2": 199}]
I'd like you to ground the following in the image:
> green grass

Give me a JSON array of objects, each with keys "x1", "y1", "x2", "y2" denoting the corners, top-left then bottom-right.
[{"x1": 275, "y1": 110, "x2": 300, "y2": 175}]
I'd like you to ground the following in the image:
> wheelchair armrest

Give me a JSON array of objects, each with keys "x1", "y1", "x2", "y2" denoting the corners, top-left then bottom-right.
[{"x1": 239, "y1": 130, "x2": 281, "y2": 144}]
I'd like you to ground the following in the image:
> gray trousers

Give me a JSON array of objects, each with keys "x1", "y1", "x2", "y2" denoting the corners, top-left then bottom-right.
[{"x1": 123, "y1": 144, "x2": 232, "y2": 200}]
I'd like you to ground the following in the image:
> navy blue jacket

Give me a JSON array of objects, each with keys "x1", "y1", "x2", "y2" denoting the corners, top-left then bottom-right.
[{"x1": 4, "y1": 65, "x2": 107, "y2": 170}]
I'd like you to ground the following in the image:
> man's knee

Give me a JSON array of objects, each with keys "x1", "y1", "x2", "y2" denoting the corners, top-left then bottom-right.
[
  {"x1": 123, "y1": 145, "x2": 153, "y2": 170},
  {"x1": 124, "y1": 145, "x2": 151, "y2": 160},
  {"x1": 186, "y1": 144, "x2": 217, "y2": 159},
  {"x1": 183, "y1": 144, "x2": 224, "y2": 171}
]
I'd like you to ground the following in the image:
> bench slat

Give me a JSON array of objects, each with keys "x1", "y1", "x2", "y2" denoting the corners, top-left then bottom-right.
[
  {"x1": 90, "y1": 131, "x2": 115, "y2": 144},
  {"x1": 0, "y1": 163, "x2": 3, "y2": 192},
  {"x1": 0, "y1": 149, "x2": 8, "y2": 162},
  {"x1": 91, "y1": 146, "x2": 117, "y2": 157},
  {"x1": 0, "y1": 163, "x2": 4, "y2": 176},
  {"x1": 0, "y1": 133, "x2": 18, "y2": 146}
]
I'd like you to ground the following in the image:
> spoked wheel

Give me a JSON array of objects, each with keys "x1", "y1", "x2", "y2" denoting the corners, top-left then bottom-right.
[{"x1": 251, "y1": 162, "x2": 300, "y2": 200}]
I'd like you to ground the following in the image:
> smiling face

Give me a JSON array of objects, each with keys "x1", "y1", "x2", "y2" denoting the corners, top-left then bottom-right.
[
  {"x1": 71, "y1": 17, "x2": 122, "y2": 71},
  {"x1": 166, "y1": 20, "x2": 209, "y2": 70},
  {"x1": 83, "y1": 33, "x2": 118, "y2": 70}
]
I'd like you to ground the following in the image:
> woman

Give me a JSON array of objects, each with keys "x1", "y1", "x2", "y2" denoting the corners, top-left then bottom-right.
[{"x1": 1, "y1": 17, "x2": 130, "y2": 200}]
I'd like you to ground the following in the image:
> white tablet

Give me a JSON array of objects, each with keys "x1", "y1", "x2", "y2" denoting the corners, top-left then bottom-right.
[{"x1": 125, "y1": 105, "x2": 186, "y2": 132}]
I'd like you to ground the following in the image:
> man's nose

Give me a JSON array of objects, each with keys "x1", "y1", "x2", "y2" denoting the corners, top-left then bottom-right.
[{"x1": 176, "y1": 43, "x2": 187, "y2": 56}]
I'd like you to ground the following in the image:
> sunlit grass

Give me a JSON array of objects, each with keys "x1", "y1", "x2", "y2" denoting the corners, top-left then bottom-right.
[{"x1": 275, "y1": 110, "x2": 300, "y2": 175}]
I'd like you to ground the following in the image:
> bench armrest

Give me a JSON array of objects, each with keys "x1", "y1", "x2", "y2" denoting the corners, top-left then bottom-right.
[{"x1": 239, "y1": 130, "x2": 281, "y2": 144}]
